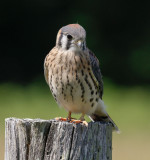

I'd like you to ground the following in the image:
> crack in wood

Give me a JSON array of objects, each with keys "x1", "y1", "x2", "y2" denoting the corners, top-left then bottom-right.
[
  {"x1": 68, "y1": 126, "x2": 75, "y2": 160},
  {"x1": 5, "y1": 118, "x2": 112, "y2": 160}
]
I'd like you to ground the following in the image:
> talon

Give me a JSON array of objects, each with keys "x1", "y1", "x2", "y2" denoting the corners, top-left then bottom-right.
[
  {"x1": 70, "y1": 119, "x2": 82, "y2": 124},
  {"x1": 55, "y1": 117, "x2": 76, "y2": 122},
  {"x1": 55, "y1": 117, "x2": 61, "y2": 121},
  {"x1": 69, "y1": 119, "x2": 88, "y2": 126},
  {"x1": 55, "y1": 117, "x2": 68, "y2": 121},
  {"x1": 82, "y1": 121, "x2": 88, "y2": 126},
  {"x1": 55, "y1": 117, "x2": 88, "y2": 126}
]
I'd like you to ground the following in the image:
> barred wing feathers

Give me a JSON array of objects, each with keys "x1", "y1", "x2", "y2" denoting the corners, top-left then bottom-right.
[{"x1": 88, "y1": 49, "x2": 103, "y2": 99}]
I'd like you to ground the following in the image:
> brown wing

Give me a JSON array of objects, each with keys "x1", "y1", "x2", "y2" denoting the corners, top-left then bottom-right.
[{"x1": 88, "y1": 49, "x2": 103, "y2": 99}]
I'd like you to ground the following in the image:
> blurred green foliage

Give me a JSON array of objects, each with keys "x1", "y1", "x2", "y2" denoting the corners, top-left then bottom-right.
[
  {"x1": 0, "y1": 80, "x2": 150, "y2": 160},
  {"x1": 129, "y1": 45, "x2": 150, "y2": 81},
  {"x1": 0, "y1": 0, "x2": 150, "y2": 159}
]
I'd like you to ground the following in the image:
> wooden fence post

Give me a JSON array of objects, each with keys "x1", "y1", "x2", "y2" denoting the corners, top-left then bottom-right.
[{"x1": 5, "y1": 118, "x2": 112, "y2": 160}]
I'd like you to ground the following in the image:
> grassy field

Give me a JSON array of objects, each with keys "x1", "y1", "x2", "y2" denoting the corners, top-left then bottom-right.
[{"x1": 0, "y1": 79, "x2": 150, "y2": 160}]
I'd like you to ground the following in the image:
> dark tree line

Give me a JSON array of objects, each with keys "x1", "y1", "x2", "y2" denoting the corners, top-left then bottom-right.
[{"x1": 0, "y1": 0, "x2": 150, "y2": 85}]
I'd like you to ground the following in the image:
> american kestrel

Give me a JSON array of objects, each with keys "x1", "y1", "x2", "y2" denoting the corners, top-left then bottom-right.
[{"x1": 44, "y1": 24, "x2": 118, "y2": 131}]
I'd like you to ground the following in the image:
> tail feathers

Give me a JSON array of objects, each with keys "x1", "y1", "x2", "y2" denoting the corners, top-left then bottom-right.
[
  {"x1": 89, "y1": 113, "x2": 120, "y2": 133},
  {"x1": 89, "y1": 99, "x2": 120, "y2": 133},
  {"x1": 107, "y1": 114, "x2": 120, "y2": 133}
]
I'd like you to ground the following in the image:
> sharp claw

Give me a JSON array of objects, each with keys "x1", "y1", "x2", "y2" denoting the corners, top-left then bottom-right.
[
  {"x1": 55, "y1": 117, "x2": 88, "y2": 126},
  {"x1": 55, "y1": 117, "x2": 68, "y2": 121},
  {"x1": 69, "y1": 119, "x2": 88, "y2": 126},
  {"x1": 82, "y1": 121, "x2": 88, "y2": 126},
  {"x1": 55, "y1": 117, "x2": 61, "y2": 121}
]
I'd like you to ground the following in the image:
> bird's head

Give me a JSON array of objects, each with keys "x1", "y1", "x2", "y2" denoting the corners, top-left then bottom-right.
[{"x1": 56, "y1": 24, "x2": 86, "y2": 52}]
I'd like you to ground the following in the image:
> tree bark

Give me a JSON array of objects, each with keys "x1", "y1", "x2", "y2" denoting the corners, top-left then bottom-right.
[{"x1": 5, "y1": 118, "x2": 112, "y2": 160}]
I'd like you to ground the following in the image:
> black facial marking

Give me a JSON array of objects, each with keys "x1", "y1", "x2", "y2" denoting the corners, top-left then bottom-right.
[
  {"x1": 66, "y1": 40, "x2": 71, "y2": 50},
  {"x1": 66, "y1": 35, "x2": 73, "y2": 50},
  {"x1": 82, "y1": 42, "x2": 86, "y2": 50},
  {"x1": 58, "y1": 33, "x2": 63, "y2": 47}
]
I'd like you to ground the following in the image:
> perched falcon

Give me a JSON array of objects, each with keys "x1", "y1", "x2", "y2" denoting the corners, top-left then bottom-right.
[{"x1": 44, "y1": 24, "x2": 118, "y2": 131}]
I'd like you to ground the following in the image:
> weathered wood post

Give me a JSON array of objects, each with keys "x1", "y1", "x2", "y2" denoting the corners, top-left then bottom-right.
[{"x1": 5, "y1": 118, "x2": 112, "y2": 160}]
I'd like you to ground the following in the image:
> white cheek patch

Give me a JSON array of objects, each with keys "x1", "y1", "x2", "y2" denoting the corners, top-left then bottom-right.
[{"x1": 61, "y1": 35, "x2": 68, "y2": 49}]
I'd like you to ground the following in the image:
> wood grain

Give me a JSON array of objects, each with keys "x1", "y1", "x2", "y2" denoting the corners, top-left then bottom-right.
[{"x1": 5, "y1": 118, "x2": 112, "y2": 160}]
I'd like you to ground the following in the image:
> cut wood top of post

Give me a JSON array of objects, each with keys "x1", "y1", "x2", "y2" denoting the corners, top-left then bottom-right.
[
  {"x1": 5, "y1": 117, "x2": 113, "y2": 128},
  {"x1": 5, "y1": 117, "x2": 113, "y2": 160}
]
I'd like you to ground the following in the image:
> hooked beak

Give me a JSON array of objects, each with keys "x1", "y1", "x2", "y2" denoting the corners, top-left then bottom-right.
[
  {"x1": 73, "y1": 40, "x2": 85, "y2": 50},
  {"x1": 76, "y1": 40, "x2": 82, "y2": 47},
  {"x1": 76, "y1": 40, "x2": 83, "y2": 48}
]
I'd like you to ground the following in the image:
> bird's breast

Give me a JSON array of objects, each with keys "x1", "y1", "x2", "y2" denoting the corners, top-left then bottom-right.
[{"x1": 47, "y1": 49, "x2": 99, "y2": 114}]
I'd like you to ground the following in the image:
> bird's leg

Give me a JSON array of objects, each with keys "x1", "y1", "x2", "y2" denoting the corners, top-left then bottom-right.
[
  {"x1": 55, "y1": 111, "x2": 71, "y2": 121},
  {"x1": 67, "y1": 111, "x2": 72, "y2": 121},
  {"x1": 80, "y1": 114, "x2": 88, "y2": 126},
  {"x1": 55, "y1": 112, "x2": 88, "y2": 126},
  {"x1": 70, "y1": 113, "x2": 88, "y2": 126},
  {"x1": 79, "y1": 113, "x2": 85, "y2": 121},
  {"x1": 67, "y1": 111, "x2": 77, "y2": 120}
]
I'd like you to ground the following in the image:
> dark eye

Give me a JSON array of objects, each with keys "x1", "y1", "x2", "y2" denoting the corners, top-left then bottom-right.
[{"x1": 67, "y1": 34, "x2": 73, "y2": 40}]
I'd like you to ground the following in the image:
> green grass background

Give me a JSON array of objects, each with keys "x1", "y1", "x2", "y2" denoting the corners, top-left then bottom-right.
[{"x1": 0, "y1": 79, "x2": 150, "y2": 160}]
